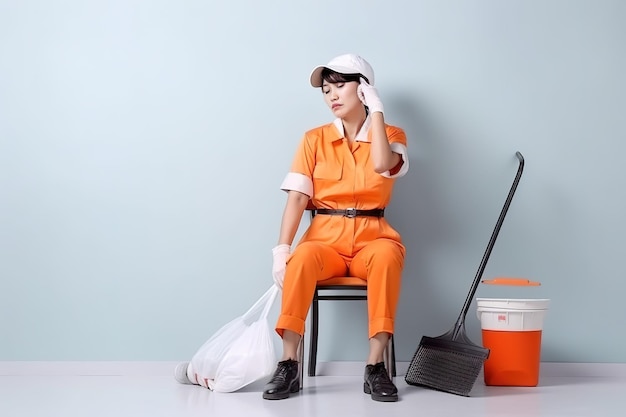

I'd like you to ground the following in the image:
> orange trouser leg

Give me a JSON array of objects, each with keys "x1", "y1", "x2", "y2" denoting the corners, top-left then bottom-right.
[
  {"x1": 349, "y1": 238, "x2": 405, "y2": 338},
  {"x1": 275, "y1": 241, "x2": 348, "y2": 338}
]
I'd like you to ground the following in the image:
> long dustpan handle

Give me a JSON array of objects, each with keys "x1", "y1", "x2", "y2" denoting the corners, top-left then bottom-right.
[{"x1": 452, "y1": 151, "x2": 525, "y2": 340}]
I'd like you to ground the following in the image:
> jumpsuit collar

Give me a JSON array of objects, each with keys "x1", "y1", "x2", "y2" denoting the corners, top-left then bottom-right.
[{"x1": 332, "y1": 116, "x2": 372, "y2": 143}]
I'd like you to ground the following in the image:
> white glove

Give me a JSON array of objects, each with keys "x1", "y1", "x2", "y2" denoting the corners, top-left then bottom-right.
[
  {"x1": 272, "y1": 244, "x2": 290, "y2": 289},
  {"x1": 357, "y1": 78, "x2": 384, "y2": 114}
]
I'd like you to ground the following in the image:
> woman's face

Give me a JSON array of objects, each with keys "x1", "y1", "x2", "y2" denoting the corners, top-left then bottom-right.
[{"x1": 321, "y1": 80, "x2": 363, "y2": 118}]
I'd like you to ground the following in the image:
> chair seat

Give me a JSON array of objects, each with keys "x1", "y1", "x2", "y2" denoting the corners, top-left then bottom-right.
[{"x1": 317, "y1": 276, "x2": 367, "y2": 288}]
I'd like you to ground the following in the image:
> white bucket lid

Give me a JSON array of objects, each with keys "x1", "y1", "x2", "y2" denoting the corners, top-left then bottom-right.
[{"x1": 476, "y1": 298, "x2": 550, "y2": 310}]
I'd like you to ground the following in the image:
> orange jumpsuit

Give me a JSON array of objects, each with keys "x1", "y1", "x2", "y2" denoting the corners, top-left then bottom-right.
[{"x1": 277, "y1": 117, "x2": 409, "y2": 339}]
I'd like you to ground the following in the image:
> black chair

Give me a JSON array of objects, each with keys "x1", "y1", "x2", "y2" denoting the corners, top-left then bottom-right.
[{"x1": 305, "y1": 205, "x2": 396, "y2": 378}]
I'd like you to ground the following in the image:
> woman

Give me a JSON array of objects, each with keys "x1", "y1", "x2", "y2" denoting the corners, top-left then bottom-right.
[{"x1": 263, "y1": 54, "x2": 409, "y2": 402}]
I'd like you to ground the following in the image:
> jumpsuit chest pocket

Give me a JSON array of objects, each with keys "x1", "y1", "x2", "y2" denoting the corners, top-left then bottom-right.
[{"x1": 313, "y1": 163, "x2": 343, "y2": 181}]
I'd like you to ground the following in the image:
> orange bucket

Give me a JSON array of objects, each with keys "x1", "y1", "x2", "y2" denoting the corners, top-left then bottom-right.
[
  {"x1": 477, "y1": 278, "x2": 549, "y2": 387},
  {"x1": 481, "y1": 329, "x2": 542, "y2": 386}
]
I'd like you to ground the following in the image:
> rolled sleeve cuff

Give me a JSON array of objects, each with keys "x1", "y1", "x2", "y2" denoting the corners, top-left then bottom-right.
[
  {"x1": 280, "y1": 172, "x2": 313, "y2": 197},
  {"x1": 381, "y1": 143, "x2": 409, "y2": 178}
]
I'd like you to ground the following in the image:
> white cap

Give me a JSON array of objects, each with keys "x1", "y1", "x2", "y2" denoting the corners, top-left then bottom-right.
[{"x1": 309, "y1": 54, "x2": 375, "y2": 87}]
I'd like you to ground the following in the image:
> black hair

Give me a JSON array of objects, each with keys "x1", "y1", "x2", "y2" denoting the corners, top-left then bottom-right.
[{"x1": 321, "y1": 68, "x2": 367, "y2": 85}]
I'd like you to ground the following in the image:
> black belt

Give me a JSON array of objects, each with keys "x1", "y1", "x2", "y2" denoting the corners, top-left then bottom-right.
[{"x1": 315, "y1": 208, "x2": 385, "y2": 218}]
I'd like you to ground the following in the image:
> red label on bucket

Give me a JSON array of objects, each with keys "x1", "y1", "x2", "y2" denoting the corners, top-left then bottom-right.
[{"x1": 498, "y1": 314, "x2": 507, "y2": 322}]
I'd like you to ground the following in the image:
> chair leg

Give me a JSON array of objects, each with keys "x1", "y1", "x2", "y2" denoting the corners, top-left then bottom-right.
[
  {"x1": 390, "y1": 335, "x2": 396, "y2": 377},
  {"x1": 297, "y1": 336, "x2": 304, "y2": 390},
  {"x1": 308, "y1": 294, "x2": 319, "y2": 377}
]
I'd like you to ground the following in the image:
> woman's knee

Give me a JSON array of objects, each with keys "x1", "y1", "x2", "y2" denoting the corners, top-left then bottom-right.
[
  {"x1": 288, "y1": 242, "x2": 326, "y2": 269},
  {"x1": 363, "y1": 240, "x2": 405, "y2": 268},
  {"x1": 287, "y1": 241, "x2": 346, "y2": 279}
]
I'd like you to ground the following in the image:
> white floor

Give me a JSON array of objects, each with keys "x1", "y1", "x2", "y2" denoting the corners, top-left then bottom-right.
[{"x1": 1, "y1": 362, "x2": 625, "y2": 417}]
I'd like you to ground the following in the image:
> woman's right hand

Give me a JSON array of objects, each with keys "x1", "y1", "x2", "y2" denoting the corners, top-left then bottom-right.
[{"x1": 272, "y1": 244, "x2": 290, "y2": 289}]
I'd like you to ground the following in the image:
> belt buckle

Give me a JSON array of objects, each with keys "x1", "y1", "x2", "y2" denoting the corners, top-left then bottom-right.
[{"x1": 345, "y1": 208, "x2": 357, "y2": 218}]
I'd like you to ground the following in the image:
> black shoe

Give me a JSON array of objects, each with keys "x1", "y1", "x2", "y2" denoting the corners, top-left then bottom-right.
[
  {"x1": 364, "y1": 362, "x2": 398, "y2": 402},
  {"x1": 262, "y1": 359, "x2": 300, "y2": 400}
]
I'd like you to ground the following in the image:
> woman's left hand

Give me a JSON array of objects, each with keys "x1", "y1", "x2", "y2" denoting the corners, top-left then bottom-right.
[
  {"x1": 357, "y1": 78, "x2": 384, "y2": 115},
  {"x1": 271, "y1": 244, "x2": 290, "y2": 289}
]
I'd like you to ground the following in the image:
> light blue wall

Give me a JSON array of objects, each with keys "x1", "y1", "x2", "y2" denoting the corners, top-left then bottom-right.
[{"x1": 1, "y1": 0, "x2": 625, "y2": 362}]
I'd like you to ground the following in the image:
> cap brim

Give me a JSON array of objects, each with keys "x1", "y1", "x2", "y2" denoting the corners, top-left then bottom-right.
[
  {"x1": 309, "y1": 66, "x2": 326, "y2": 88},
  {"x1": 309, "y1": 64, "x2": 363, "y2": 88}
]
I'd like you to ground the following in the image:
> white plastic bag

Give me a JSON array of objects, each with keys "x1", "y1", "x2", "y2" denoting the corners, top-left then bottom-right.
[{"x1": 188, "y1": 285, "x2": 279, "y2": 392}]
